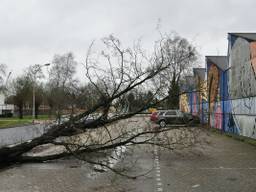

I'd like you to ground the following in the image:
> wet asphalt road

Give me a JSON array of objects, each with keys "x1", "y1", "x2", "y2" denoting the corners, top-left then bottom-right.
[
  {"x1": 0, "y1": 124, "x2": 48, "y2": 147},
  {"x1": 0, "y1": 128, "x2": 256, "y2": 191}
]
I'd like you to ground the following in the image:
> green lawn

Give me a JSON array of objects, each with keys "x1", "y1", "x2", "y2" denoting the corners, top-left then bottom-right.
[{"x1": 0, "y1": 115, "x2": 53, "y2": 129}]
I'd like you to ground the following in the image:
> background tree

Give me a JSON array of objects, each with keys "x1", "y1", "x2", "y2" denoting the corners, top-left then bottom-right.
[
  {"x1": 47, "y1": 52, "x2": 77, "y2": 120},
  {"x1": 125, "y1": 90, "x2": 155, "y2": 112},
  {"x1": 11, "y1": 76, "x2": 33, "y2": 118},
  {"x1": 34, "y1": 84, "x2": 44, "y2": 118},
  {"x1": 26, "y1": 64, "x2": 46, "y2": 119},
  {"x1": 156, "y1": 33, "x2": 198, "y2": 109},
  {"x1": 73, "y1": 85, "x2": 91, "y2": 110}
]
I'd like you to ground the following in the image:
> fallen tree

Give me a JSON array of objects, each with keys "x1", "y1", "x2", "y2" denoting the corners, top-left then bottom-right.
[{"x1": 0, "y1": 34, "x2": 198, "y2": 172}]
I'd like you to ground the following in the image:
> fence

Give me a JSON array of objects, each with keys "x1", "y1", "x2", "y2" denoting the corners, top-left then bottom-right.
[{"x1": 185, "y1": 93, "x2": 256, "y2": 139}]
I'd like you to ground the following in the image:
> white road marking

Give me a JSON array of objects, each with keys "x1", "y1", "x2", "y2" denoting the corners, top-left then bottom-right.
[
  {"x1": 192, "y1": 184, "x2": 200, "y2": 188},
  {"x1": 156, "y1": 177, "x2": 161, "y2": 181},
  {"x1": 154, "y1": 144, "x2": 163, "y2": 192},
  {"x1": 200, "y1": 167, "x2": 256, "y2": 170}
]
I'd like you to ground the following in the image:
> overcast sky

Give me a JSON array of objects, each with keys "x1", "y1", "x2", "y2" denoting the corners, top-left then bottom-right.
[{"x1": 0, "y1": 0, "x2": 255, "y2": 80}]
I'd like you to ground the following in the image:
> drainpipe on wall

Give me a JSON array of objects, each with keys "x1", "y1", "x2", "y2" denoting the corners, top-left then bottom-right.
[{"x1": 208, "y1": 76, "x2": 213, "y2": 129}]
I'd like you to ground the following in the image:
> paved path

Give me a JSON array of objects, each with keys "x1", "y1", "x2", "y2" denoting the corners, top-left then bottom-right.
[
  {"x1": 157, "y1": 132, "x2": 256, "y2": 192},
  {"x1": 1, "y1": 129, "x2": 256, "y2": 192}
]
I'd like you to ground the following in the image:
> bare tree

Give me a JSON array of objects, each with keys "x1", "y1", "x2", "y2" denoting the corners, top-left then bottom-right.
[
  {"x1": 0, "y1": 35, "x2": 198, "y2": 176},
  {"x1": 46, "y1": 52, "x2": 78, "y2": 120},
  {"x1": 8, "y1": 65, "x2": 45, "y2": 119},
  {"x1": 26, "y1": 64, "x2": 45, "y2": 118},
  {"x1": 155, "y1": 33, "x2": 198, "y2": 109},
  {"x1": 11, "y1": 75, "x2": 33, "y2": 119}
]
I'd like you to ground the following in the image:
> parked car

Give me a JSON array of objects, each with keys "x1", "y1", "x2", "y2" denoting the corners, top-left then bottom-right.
[
  {"x1": 152, "y1": 110, "x2": 198, "y2": 127},
  {"x1": 150, "y1": 111, "x2": 165, "y2": 121}
]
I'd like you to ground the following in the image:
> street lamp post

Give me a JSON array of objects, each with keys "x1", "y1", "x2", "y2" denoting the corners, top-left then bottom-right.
[{"x1": 32, "y1": 63, "x2": 50, "y2": 119}]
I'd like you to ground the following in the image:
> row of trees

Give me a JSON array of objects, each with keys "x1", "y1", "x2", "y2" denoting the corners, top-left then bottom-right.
[
  {"x1": 3, "y1": 33, "x2": 197, "y2": 119},
  {"x1": 4, "y1": 53, "x2": 79, "y2": 119},
  {"x1": 5, "y1": 53, "x2": 156, "y2": 119}
]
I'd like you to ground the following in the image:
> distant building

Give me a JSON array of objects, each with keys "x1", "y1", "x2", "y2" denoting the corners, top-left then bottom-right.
[{"x1": 0, "y1": 92, "x2": 14, "y2": 116}]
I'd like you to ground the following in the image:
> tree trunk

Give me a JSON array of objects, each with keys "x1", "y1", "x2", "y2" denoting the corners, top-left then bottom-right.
[
  {"x1": 48, "y1": 105, "x2": 53, "y2": 118},
  {"x1": 18, "y1": 105, "x2": 23, "y2": 119},
  {"x1": 167, "y1": 75, "x2": 180, "y2": 109},
  {"x1": 35, "y1": 104, "x2": 40, "y2": 119}
]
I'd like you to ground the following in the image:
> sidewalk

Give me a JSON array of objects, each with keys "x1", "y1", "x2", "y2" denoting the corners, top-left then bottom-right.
[{"x1": 158, "y1": 130, "x2": 256, "y2": 192}]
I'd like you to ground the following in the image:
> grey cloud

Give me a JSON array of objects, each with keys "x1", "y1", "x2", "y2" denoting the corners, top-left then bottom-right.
[{"x1": 0, "y1": 0, "x2": 255, "y2": 78}]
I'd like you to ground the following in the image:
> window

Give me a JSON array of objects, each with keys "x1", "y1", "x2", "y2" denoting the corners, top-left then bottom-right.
[{"x1": 165, "y1": 111, "x2": 176, "y2": 116}]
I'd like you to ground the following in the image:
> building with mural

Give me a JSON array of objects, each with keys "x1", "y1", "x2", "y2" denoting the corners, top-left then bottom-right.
[
  {"x1": 179, "y1": 33, "x2": 256, "y2": 139},
  {"x1": 179, "y1": 68, "x2": 207, "y2": 122},
  {"x1": 206, "y1": 56, "x2": 227, "y2": 130},
  {"x1": 227, "y1": 33, "x2": 256, "y2": 138},
  {"x1": 179, "y1": 76, "x2": 195, "y2": 114},
  {"x1": 0, "y1": 92, "x2": 14, "y2": 116},
  {"x1": 193, "y1": 68, "x2": 207, "y2": 122}
]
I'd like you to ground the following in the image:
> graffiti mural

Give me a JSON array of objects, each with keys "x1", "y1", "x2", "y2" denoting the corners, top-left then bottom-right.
[
  {"x1": 206, "y1": 57, "x2": 224, "y2": 129},
  {"x1": 179, "y1": 76, "x2": 195, "y2": 114},
  {"x1": 193, "y1": 68, "x2": 207, "y2": 122},
  {"x1": 229, "y1": 33, "x2": 256, "y2": 138},
  {"x1": 179, "y1": 94, "x2": 190, "y2": 113}
]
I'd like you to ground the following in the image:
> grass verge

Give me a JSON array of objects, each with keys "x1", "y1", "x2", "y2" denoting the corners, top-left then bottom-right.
[{"x1": 0, "y1": 115, "x2": 53, "y2": 129}]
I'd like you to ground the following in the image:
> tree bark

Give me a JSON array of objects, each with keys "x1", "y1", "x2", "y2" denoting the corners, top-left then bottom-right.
[{"x1": 18, "y1": 105, "x2": 23, "y2": 119}]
